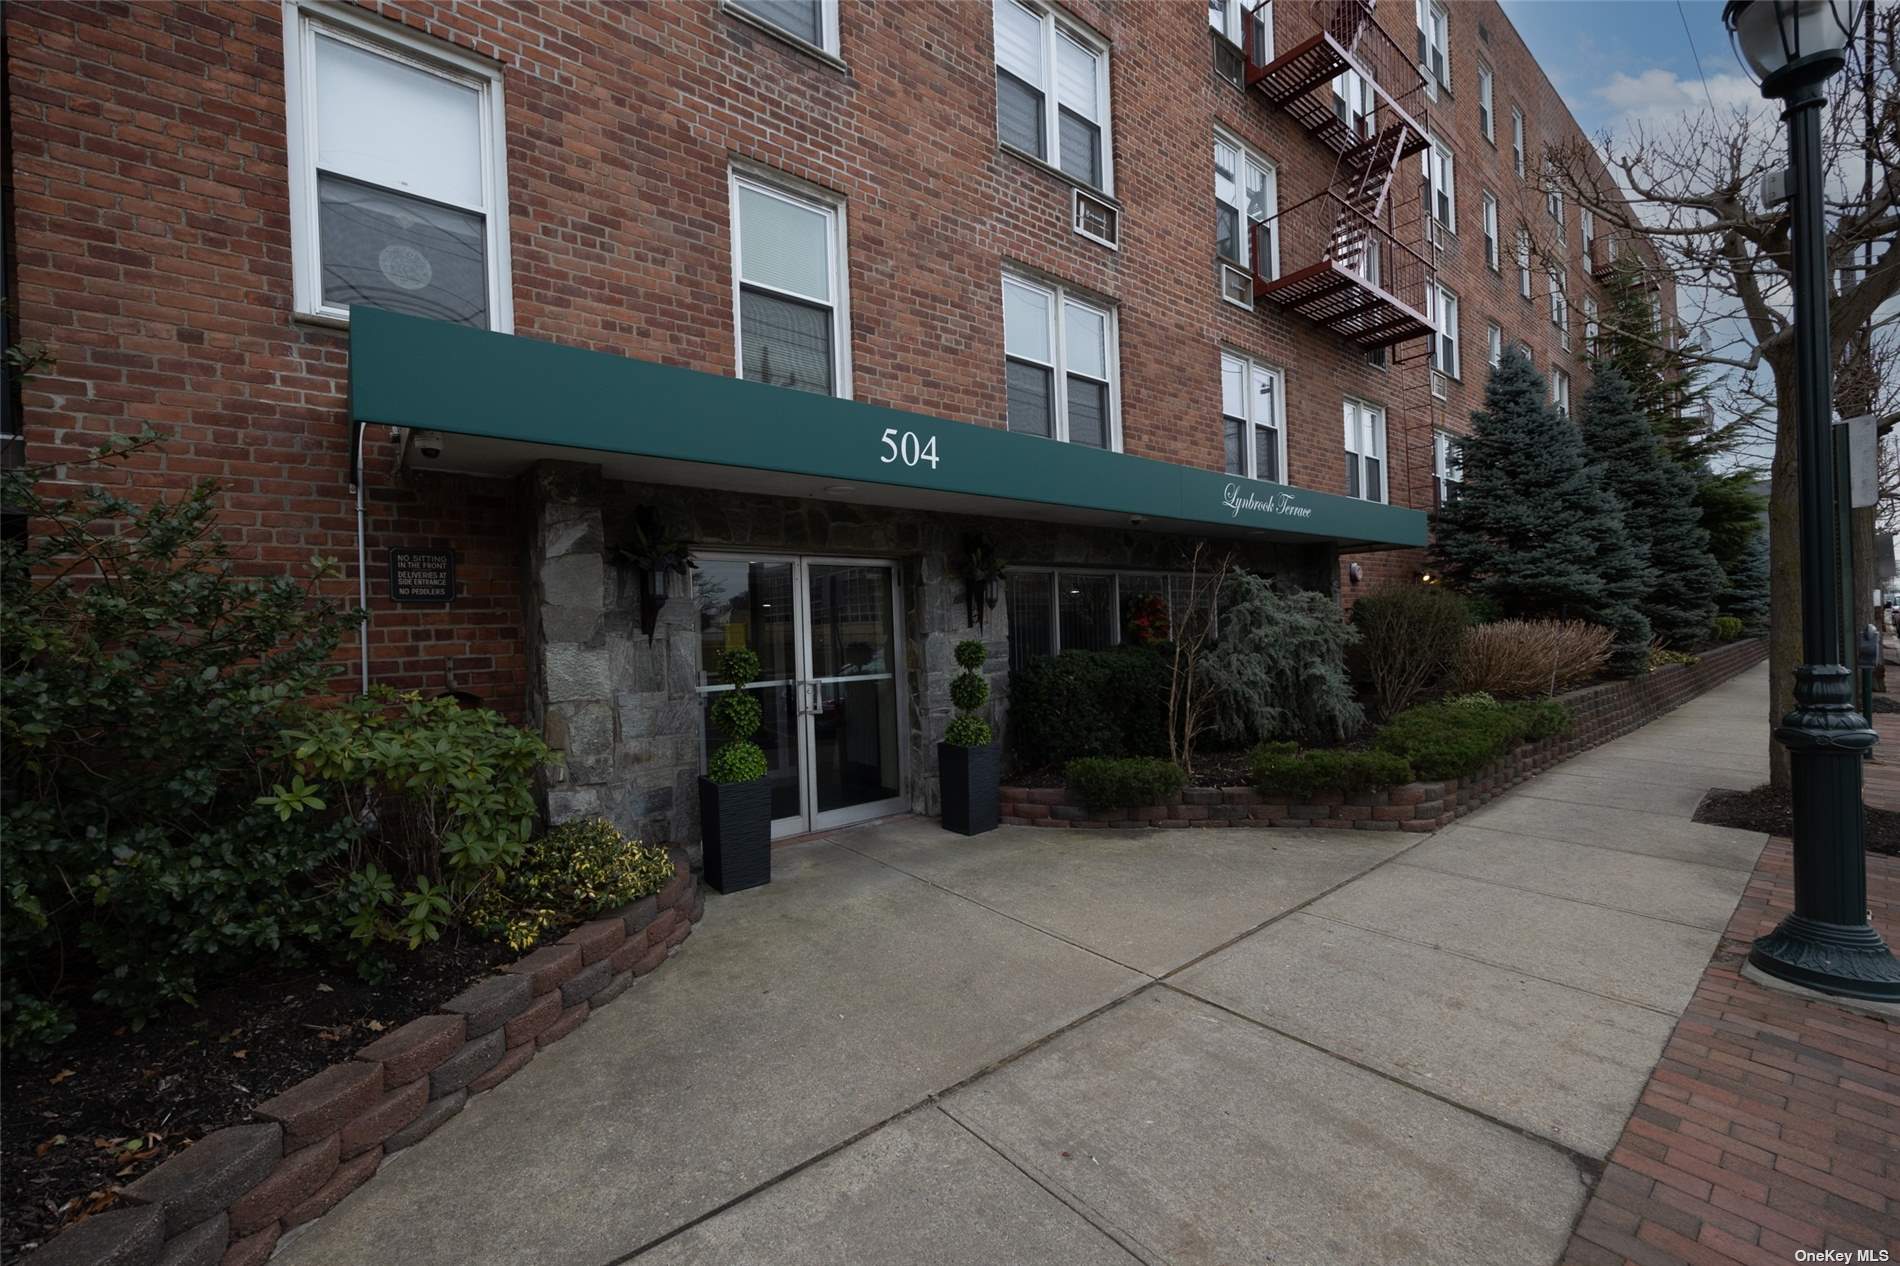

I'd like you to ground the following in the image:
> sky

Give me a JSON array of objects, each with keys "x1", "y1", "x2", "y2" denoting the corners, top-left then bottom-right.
[{"x1": 1497, "y1": 0, "x2": 1750, "y2": 142}]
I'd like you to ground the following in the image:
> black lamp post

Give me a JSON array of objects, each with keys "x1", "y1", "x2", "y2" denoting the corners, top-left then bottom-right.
[{"x1": 1724, "y1": 0, "x2": 1900, "y2": 1002}]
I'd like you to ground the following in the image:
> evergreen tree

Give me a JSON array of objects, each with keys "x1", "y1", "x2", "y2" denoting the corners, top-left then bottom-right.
[
  {"x1": 1579, "y1": 366, "x2": 1727, "y2": 647},
  {"x1": 1722, "y1": 530, "x2": 1770, "y2": 634},
  {"x1": 1435, "y1": 349, "x2": 1654, "y2": 672}
]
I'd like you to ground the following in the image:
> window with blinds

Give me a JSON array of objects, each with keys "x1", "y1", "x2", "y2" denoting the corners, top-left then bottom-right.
[{"x1": 732, "y1": 174, "x2": 848, "y2": 397}]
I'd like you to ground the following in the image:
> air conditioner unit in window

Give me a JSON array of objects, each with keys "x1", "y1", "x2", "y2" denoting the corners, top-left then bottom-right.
[
  {"x1": 1073, "y1": 189, "x2": 1118, "y2": 249},
  {"x1": 1219, "y1": 262, "x2": 1252, "y2": 308},
  {"x1": 1427, "y1": 218, "x2": 1447, "y2": 250},
  {"x1": 1431, "y1": 370, "x2": 1449, "y2": 400}
]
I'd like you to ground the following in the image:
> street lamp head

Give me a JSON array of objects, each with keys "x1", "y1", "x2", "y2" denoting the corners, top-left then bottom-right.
[{"x1": 1723, "y1": 0, "x2": 1860, "y2": 98}]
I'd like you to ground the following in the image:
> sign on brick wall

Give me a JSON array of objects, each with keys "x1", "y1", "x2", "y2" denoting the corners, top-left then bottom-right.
[{"x1": 389, "y1": 548, "x2": 456, "y2": 603}]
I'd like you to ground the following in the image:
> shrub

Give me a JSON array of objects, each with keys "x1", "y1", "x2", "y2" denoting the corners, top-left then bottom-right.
[
  {"x1": 945, "y1": 638, "x2": 994, "y2": 746},
  {"x1": 471, "y1": 818, "x2": 674, "y2": 951},
  {"x1": 1351, "y1": 584, "x2": 1469, "y2": 721},
  {"x1": 1008, "y1": 646, "x2": 1172, "y2": 769},
  {"x1": 1457, "y1": 619, "x2": 1613, "y2": 697},
  {"x1": 1063, "y1": 756, "x2": 1186, "y2": 813},
  {"x1": 1711, "y1": 615, "x2": 1744, "y2": 642},
  {"x1": 706, "y1": 648, "x2": 766, "y2": 783},
  {"x1": 1248, "y1": 745, "x2": 1414, "y2": 800},
  {"x1": 269, "y1": 688, "x2": 554, "y2": 950},
  {"x1": 1, "y1": 435, "x2": 362, "y2": 1049},
  {"x1": 1200, "y1": 571, "x2": 1364, "y2": 746},
  {"x1": 1649, "y1": 645, "x2": 1700, "y2": 671},
  {"x1": 1374, "y1": 697, "x2": 1572, "y2": 780},
  {"x1": 1444, "y1": 691, "x2": 1499, "y2": 711}
]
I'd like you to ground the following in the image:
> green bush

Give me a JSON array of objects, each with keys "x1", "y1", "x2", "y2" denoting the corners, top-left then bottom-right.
[
  {"x1": 944, "y1": 714, "x2": 992, "y2": 746},
  {"x1": 1374, "y1": 696, "x2": 1571, "y2": 780},
  {"x1": 1444, "y1": 691, "x2": 1499, "y2": 711},
  {"x1": 270, "y1": 688, "x2": 554, "y2": 950},
  {"x1": 707, "y1": 648, "x2": 765, "y2": 783},
  {"x1": 1351, "y1": 584, "x2": 1469, "y2": 721},
  {"x1": 945, "y1": 638, "x2": 995, "y2": 747},
  {"x1": 1008, "y1": 646, "x2": 1171, "y2": 769},
  {"x1": 949, "y1": 671, "x2": 989, "y2": 712},
  {"x1": 1711, "y1": 615, "x2": 1744, "y2": 642},
  {"x1": 1, "y1": 436, "x2": 363, "y2": 1051},
  {"x1": 1063, "y1": 756, "x2": 1186, "y2": 813},
  {"x1": 471, "y1": 818, "x2": 674, "y2": 951},
  {"x1": 1200, "y1": 572, "x2": 1364, "y2": 746},
  {"x1": 1648, "y1": 646, "x2": 1700, "y2": 670},
  {"x1": 1248, "y1": 745, "x2": 1414, "y2": 800}
]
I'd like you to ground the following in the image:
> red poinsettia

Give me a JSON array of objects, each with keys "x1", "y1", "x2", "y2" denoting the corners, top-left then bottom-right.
[{"x1": 1124, "y1": 592, "x2": 1170, "y2": 646}]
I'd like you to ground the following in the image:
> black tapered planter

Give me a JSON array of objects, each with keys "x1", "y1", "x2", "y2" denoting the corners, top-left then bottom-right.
[
  {"x1": 939, "y1": 741, "x2": 1000, "y2": 836},
  {"x1": 699, "y1": 775, "x2": 771, "y2": 893}
]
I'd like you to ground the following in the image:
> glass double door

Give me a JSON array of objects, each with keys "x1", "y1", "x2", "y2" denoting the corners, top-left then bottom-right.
[{"x1": 696, "y1": 555, "x2": 906, "y2": 838}]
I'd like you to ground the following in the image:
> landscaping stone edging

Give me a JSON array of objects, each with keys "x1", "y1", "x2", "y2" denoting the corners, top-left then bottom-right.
[
  {"x1": 1002, "y1": 638, "x2": 1767, "y2": 832},
  {"x1": 24, "y1": 856, "x2": 703, "y2": 1266}
]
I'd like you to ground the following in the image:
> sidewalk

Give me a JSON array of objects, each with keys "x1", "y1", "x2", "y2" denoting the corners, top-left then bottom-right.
[
  {"x1": 1562, "y1": 680, "x2": 1900, "y2": 1265},
  {"x1": 273, "y1": 665, "x2": 1801, "y2": 1266}
]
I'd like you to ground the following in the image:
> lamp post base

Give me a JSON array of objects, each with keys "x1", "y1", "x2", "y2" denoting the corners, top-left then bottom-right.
[{"x1": 1750, "y1": 914, "x2": 1900, "y2": 1003}]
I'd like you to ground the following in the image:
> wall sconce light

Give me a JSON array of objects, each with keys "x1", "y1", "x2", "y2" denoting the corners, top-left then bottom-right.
[{"x1": 1348, "y1": 562, "x2": 1363, "y2": 586}]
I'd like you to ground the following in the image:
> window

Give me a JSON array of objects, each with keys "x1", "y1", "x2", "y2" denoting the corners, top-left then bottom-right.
[
  {"x1": 1548, "y1": 265, "x2": 1568, "y2": 348},
  {"x1": 284, "y1": 3, "x2": 512, "y2": 329},
  {"x1": 1486, "y1": 321, "x2": 1503, "y2": 369},
  {"x1": 1208, "y1": 0, "x2": 1268, "y2": 57},
  {"x1": 1516, "y1": 229, "x2": 1532, "y2": 298},
  {"x1": 732, "y1": 172, "x2": 848, "y2": 397},
  {"x1": 1415, "y1": 0, "x2": 1448, "y2": 97},
  {"x1": 1580, "y1": 206, "x2": 1596, "y2": 262},
  {"x1": 1422, "y1": 134, "x2": 1455, "y2": 232},
  {"x1": 1551, "y1": 368, "x2": 1571, "y2": 418},
  {"x1": 1584, "y1": 295, "x2": 1599, "y2": 357},
  {"x1": 1433, "y1": 430, "x2": 1463, "y2": 507},
  {"x1": 1221, "y1": 351, "x2": 1286, "y2": 484},
  {"x1": 1545, "y1": 171, "x2": 1565, "y2": 242},
  {"x1": 1002, "y1": 274, "x2": 1117, "y2": 449},
  {"x1": 1476, "y1": 63, "x2": 1494, "y2": 141},
  {"x1": 1430, "y1": 283, "x2": 1460, "y2": 379},
  {"x1": 727, "y1": 0, "x2": 839, "y2": 56},
  {"x1": 1215, "y1": 132, "x2": 1277, "y2": 301},
  {"x1": 1517, "y1": 339, "x2": 1534, "y2": 368},
  {"x1": 1481, "y1": 191, "x2": 1500, "y2": 271},
  {"x1": 1343, "y1": 398, "x2": 1387, "y2": 503},
  {"x1": 1005, "y1": 568, "x2": 1198, "y2": 670},
  {"x1": 1511, "y1": 107, "x2": 1525, "y2": 178},
  {"x1": 994, "y1": 0, "x2": 1113, "y2": 193},
  {"x1": 1332, "y1": 66, "x2": 1374, "y2": 143}
]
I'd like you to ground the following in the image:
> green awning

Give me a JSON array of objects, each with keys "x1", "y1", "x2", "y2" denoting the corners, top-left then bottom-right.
[{"x1": 348, "y1": 307, "x2": 1427, "y2": 552}]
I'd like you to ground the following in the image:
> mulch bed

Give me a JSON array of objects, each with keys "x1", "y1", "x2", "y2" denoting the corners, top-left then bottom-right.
[
  {"x1": 1695, "y1": 782, "x2": 1900, "y2": 857},
  {"x1": 0, "y1": 932, "x2": 541, "y2": 1263}
]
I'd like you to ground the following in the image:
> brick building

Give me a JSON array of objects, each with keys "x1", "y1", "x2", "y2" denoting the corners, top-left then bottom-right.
[{"x1": 1, "y1": 0, "x2": 1667, "y2": 848}]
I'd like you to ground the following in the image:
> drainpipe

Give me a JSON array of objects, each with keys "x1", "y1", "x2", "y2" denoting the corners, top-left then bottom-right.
[{"x1": 351, "y1": 421, "x2": 370, "y2": 696}]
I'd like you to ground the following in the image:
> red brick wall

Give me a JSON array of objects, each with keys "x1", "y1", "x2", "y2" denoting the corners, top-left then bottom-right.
[{"x1": 3, "y1": 0, "x2": 1670, "y2": 709}]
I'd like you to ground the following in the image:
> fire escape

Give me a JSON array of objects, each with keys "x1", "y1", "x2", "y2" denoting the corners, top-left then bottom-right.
[{"x1": 1241, "y1": 0, "x2": 1436, "y2": 353}]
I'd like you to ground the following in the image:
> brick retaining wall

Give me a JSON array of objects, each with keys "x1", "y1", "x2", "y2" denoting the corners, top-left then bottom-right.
[
  {"x1": 1001, "y1": 639, "x2": 1767, "y2": 832},
  {"x1": 25, "y1": 857, "x2": 702, "y2": 1266}
]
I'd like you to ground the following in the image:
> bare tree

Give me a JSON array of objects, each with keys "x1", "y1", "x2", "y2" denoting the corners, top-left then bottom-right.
[
  {"x1": 1165, "y1": 541, "x2": 1233, "y2": 780},
  {"x1": 1542, "y1": 6, "x2": 1899, "y2": 788}
]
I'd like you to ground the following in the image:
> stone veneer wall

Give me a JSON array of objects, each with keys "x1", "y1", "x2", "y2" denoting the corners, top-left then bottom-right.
[
  {"x1": 24, "y1": 860, "x2": 701, "y2": 1266},
  {"x1": 1003, "y1": 638, "x2": 1768, "y2": 830},
  {"x1": 524, "y1": 461, "x2": 1334, "y2": 849}
]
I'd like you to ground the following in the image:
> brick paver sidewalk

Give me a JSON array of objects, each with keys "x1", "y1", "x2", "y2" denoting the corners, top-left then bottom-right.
[{"x1": 1562, "y1": 732, "x2": 1900, "y2": 1264}]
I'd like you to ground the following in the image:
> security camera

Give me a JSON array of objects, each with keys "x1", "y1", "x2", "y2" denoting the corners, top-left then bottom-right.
[
  {"x1": 1129, "y1": 515, "x2": 1146, "y2": 527},
  {"x1": 414, "y1": 430, "x2": 446, "y2": 460}
]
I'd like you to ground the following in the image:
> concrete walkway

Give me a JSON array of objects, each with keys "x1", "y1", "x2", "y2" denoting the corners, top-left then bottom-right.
[{"x1": 276, "y1": 666, "x2": 1771, "y2": 1266}]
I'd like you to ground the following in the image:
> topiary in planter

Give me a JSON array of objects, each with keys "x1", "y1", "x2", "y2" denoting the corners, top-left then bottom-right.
[
  {"x1": 940, "y1": 639, "x2": 1000, "y2": 835},
  {"x1": 700, "y1": 647, "x2": 771, "y2": 893}
]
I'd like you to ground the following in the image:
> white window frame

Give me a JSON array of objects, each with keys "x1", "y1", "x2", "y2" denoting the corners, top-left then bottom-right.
[
  {"x1": 1517, "y1": 228, "x2": 1533, "y2": 298},
  {"x1": 1343, "y1": 397, "x2": 1388, "y2": 504},
  {"x1": 1511, "y1": 107, "x2": 1525, "y2": 178},
  {"x1": 1214, "y1": 129, "x2": 1279, "y2": 303},
  {"x1": 993, "y1": 0, "x2": 1114, "y2": 195},
  {"x1": 1209, "y1": 0, "x2": 1270, "y2": 59},
  {"x1": 1580, "y1": 206, "x2": 1596, "y2": 257},
  {"x1": 1422, "y1": 134, "x2": 1455, "y2": 232},
  {"x1": 1430, "y1": 283, "x2": 1460, "y2": 380},
  {"x1": 1481, "y1": 190, "x2": 1500, "y2": 271},
  {"x1": 1220, "y1": 349, "x2": 1288, "y2": 485},
  {"x1": 1486, "y1": 321, "x2": 1503, "y2": 369},
  {"x1": 1584, "y1": 294, "x2": 1600, "y2": 357},
  {"x1": 1548, "y1": 264, "x2": 1568, "y2": 348},
  {"x1": 1551, "y1": 368, "x2": 1571, "y2": 418},
  {"x1": 282, "y1": 1, "x2": 513, "y2": 331},
  {"x1": 730, "y1": 168, "x2": 853, "y2": 398},
  {"x1": 724, "y1": 0, "x2": 841, "y2": 58},
  {"x1": 1433, "y1": 429, "x2": 1463, "y2": 506},
  {"x1": 1546, "y1": 171, "x2": 1565, "y2": 242},
  {"x1": 1002, "y1": 272, "x2": 1121, "y2": 451},
  {"x1": 1415, "y1": 0, "x2": 1449, "y2": 97},
  {"x1": 1476, "y1": 62, "x2": 1494, "y2": 142}
]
